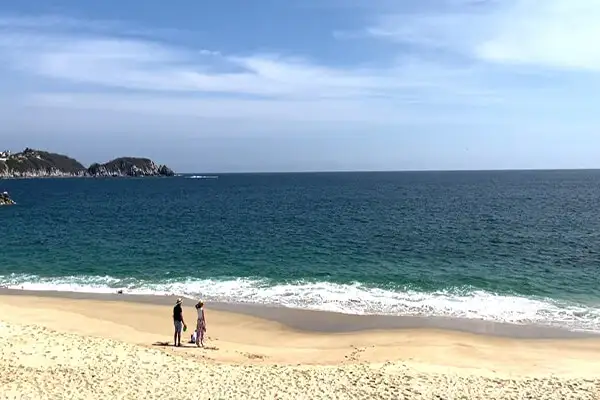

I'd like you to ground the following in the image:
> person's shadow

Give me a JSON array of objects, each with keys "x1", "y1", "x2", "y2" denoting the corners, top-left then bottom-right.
[{"x1": 152, "y1": 341, "x2": 218, "y2": 350}]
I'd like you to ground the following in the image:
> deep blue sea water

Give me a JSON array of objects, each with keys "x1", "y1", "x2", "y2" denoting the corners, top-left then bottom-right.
[{"x1": 1, "y1": 171, "x2": 599, "y2": 332}]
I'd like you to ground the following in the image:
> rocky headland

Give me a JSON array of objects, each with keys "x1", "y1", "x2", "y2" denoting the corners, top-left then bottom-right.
[{"x1": 0, "y1": 148, "x2": 175, "y2": 179}]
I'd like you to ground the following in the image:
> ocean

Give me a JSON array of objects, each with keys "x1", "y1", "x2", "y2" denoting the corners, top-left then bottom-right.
[{"x1": 1, "y1": 171, "x2": 599, "y2": 332}]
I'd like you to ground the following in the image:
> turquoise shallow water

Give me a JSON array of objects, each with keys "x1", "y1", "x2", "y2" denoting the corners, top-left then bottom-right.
[{"x1": 1, "y1": 171, "x2": 599, "y2": 331}]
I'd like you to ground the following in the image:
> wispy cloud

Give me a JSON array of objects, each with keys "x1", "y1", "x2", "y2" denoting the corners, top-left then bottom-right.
[
  {"x1": 362, "y1": 0, "x2": 600, "y2": 72},
  {"x1": 0, "y1": 5, "x2": 597, "y2": 128},
  {"x1": 0, "y1": 30, "x2": 438, "y2": 99},
  {"x1": 0, "y1": 13, "x2": 492, "y2": 106},
  {"x1": 476, "y1": 0, "x2": 600, "y2": 71}
]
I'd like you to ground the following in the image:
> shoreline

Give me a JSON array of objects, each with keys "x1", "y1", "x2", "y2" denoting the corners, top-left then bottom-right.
[
  {"x1": 1, "y1": 290, "x2": 600, "y2": 399},
  {"x1": 0, "y1": 288, "x2": 595, "y2": 339}
]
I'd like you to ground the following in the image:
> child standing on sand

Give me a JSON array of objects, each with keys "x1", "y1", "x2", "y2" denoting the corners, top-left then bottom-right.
[{"x1": 195, "y1": 300, "x2": 207, "y2": 347}]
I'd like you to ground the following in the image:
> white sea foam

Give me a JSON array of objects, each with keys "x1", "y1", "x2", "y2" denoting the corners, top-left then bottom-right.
[
  {"x1": 187, "y1": 175, "x2": 218, "y2": 179},
  {"x1": 1, "y1": 274, "x2": 599, "y2": 333}
]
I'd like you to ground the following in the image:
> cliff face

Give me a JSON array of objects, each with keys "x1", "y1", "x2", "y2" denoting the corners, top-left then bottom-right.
[{"x1": 0, "y1": 149, "x2": 175, "y2": 179}]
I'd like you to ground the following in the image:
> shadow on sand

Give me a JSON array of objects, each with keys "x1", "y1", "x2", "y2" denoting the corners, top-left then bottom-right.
[{"x1": 152, "y1": 341, "x2": 218, "y2": 350}]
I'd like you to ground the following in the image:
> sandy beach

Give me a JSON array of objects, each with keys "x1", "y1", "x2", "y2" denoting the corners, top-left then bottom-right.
[{"x1": 0, "y1": 293, "x2": 599, "y2": 399}]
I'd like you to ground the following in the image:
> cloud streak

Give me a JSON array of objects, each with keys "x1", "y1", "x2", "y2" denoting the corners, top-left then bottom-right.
[
  {"x1": 0, "y1": 11, "x2": 499, "y2": 104},
  {"x1": 0, "y1": 31, "x2": 423, "y2": 98},
  {"x1": 0, "y1": 4, "x2": 598, "y2": 128},
  {"x1": 476, "y1": 0, "x2": 600, "y2": 71},
  {"x1": 363, "y1": 0, "x2": 600, "y2": 72}
]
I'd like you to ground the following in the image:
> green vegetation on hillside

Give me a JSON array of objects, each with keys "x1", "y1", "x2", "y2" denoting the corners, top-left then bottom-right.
[{"x1": 4, "y1": 148, "x2": 86, "y2": 175}]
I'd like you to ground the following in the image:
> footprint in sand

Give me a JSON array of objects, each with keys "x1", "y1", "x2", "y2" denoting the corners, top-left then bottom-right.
[{"x1": 237, "y1": 351, "x2": 266, "y2": 360}]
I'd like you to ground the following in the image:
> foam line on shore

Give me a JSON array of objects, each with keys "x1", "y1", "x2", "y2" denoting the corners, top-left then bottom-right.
[
  {"x1": 1, "y1": 274, "x2": 599, "y2": 333},
  {"x1": 0, "y1": 288, "x2": 596, "y2": 339}
]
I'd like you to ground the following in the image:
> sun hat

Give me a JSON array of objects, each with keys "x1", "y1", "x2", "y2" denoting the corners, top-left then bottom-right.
[{"x1": 176, "y1": 298, "x2": 182, "y2": 305}]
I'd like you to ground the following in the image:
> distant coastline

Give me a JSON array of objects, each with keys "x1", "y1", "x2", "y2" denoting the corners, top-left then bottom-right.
[{"x1": 0, "y1": 148, "x2": 175, "y2": 179}]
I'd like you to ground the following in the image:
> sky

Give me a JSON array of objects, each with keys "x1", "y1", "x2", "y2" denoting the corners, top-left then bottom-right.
[{"x1": 0, "y1": 0, "x2": 599, "y2": 172}]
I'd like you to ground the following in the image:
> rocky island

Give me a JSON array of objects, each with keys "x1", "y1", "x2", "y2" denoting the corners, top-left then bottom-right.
[
  {"x1": 87, "y1": 157, "x2": 175, "y2": 178},
  {"x1": 0, "y1": 148, "x2": 175, "y2": 179},
  {"x1": 0, "y1": 191, "x2": 15, "y2": 206}
]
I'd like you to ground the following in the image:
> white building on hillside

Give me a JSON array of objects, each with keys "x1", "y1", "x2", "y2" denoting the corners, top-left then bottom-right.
[{"x1": 0, "y1": 150, "x2": 11, "y2": 161}]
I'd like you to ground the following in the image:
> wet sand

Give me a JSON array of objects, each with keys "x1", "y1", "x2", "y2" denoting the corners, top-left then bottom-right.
[{"x1": 1, "y1": 288, "x2": 594, "y2": 338}]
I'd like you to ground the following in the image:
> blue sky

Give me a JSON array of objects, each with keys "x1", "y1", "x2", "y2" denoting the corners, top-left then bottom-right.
[{"x1": 0, "y1": 0, "x2": 599, "y2": 172}]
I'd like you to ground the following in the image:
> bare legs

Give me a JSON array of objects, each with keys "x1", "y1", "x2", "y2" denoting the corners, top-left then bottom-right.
[{"x1": 195, "y1": 322, "x2": 205, "y2": 347}]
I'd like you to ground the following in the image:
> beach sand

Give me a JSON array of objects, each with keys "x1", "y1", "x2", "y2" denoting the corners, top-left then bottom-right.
[{"x1": 0, "y1": 294, "x2": 599, "y2": 399}]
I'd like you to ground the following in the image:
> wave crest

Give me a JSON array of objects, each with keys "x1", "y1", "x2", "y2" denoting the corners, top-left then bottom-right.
[{"x1": 1, "y1": 274, "x2": 598, "y2": 332}]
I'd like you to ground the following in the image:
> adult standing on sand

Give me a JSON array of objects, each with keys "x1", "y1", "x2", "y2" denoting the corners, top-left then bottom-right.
[
  {"x1": 172, "y1": 298, "x2": 186, "y2": 347},
  {"x1": 195, "y1": 300, "x2": 207, "y2": 347}
]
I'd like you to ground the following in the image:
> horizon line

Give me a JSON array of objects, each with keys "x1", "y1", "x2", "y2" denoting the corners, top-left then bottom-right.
[{"x1": 179, "y1": 168, "x2": 600, "y2": 175}]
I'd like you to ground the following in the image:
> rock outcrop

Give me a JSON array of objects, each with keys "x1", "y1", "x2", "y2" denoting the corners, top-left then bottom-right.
[
  {"x1": 0, "y1": 191, "x2": 15, "y2": 206},
  {"x1": 87, "y1": 158, "x2": 175, "y2": 178},
  {"x1": 0, "y1": 149, "x2": 175, "y2": 179}
]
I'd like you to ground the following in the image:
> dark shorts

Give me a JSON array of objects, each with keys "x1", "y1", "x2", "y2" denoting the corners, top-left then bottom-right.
[{"x1": 174, "y1": 320, "x2": 183, "y2": 333}]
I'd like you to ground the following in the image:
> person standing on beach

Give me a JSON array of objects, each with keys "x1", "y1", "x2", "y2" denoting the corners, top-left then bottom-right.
[
  {"x1": 195, "y1": 300, "x2": 207, "y2": 347},
  {"x1": 173, "y1": 298, "x2": 187, "y2": 347}
]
